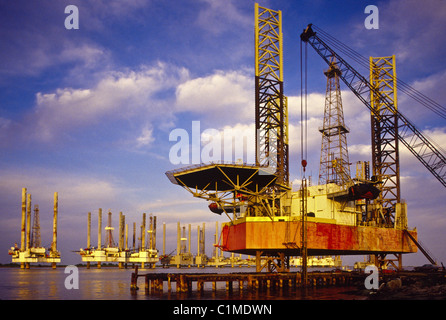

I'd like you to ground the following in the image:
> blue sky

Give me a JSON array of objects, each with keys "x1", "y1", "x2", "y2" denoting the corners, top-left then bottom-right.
[{"x1": 1, "y1": 0, "x2": 446, "y2": 266}]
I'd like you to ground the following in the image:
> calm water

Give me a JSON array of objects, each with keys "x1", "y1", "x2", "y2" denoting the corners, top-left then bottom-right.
[{"x1": 0, "y1": 266, "x2": 366, "y2": 300}]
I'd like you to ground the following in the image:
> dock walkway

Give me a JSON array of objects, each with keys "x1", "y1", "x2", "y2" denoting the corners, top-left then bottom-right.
[{"x1": 130, "y1": 267, "x2": 360, "y2": 294}]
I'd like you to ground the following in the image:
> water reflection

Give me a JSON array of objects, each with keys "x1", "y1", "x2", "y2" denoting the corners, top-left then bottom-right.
[{"x1": 0, "y1": 267, "x2": 365, "y2": 300}]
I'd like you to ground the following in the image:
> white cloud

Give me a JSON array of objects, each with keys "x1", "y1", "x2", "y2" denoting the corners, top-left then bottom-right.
[
  {"x1": 175, "y1": 69, "x2": 254, "y2": 124},
  {"x1": 348, "y1": 144, "x2": 372, "y2": 158},
  {"x1": 11, "y1": 62, "x2": 189, "y2": 142},
  {"x1": 288, "y1": 93, "x2": 325, "y2": 119}
]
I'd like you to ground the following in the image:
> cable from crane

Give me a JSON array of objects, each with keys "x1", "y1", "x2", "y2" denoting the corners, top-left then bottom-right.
[
  {"x1": 312, "y1": 25, "x2": 446, "y2": 120},
  {"x1": 299, "y1": 37, "x2": 308, "y2": 288},
  {"x1": 300, "y1": 39, "x2": 308, "y2": 176}
]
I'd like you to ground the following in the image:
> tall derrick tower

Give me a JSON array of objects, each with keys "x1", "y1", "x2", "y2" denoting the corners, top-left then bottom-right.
[
  {"x1": 318, "y1": 58, "x2": 351, "y2": 187},
  {"x1": 255, "y1": 3, "x2": 289, "y2": 185},
  {"x1": 31, "y1": 205, "x2": 41, "y2": 248}
]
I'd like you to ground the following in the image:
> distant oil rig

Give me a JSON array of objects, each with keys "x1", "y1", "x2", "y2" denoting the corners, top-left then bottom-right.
[
  {"x1": 9, "y1": 188, "x2": 61, "y2": 268},
  {"x1": 78, "y1": 210, "x2": 158, "y2": 268},
  {"x1": 76, "y1": 214, "x2": 341, "y2": 269},
  {"x1": 77, "y1": 214, "x2": 270, "y2": 269},
  {"x1": 7, "y1": 189, "x2": 343, "y2": 269}
]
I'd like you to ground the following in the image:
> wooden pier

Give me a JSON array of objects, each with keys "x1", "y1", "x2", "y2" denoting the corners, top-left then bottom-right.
[{"x1": 130, "y1": 266, "x2": 362, "y2": 294}]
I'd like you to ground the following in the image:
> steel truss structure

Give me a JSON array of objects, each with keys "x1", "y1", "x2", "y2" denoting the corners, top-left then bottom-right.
[
  {"x1": 319, "y1": 58, "x2": 351, "y2": 187},
  {"x1": 255, "y1": 3, "x2": 289, "y2": 186},
  {"x1": 370, "y1": 56, "x2": 400, "y2": 226},
  {"x1": 31, "y1": 205, "x2": 41, "y2": 248},
  {"x1": 369, "y1": 56, "x2": 403, "y2": 268}
]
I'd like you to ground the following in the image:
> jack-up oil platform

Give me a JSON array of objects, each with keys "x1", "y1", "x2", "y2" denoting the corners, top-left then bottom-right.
[
  {"x1": 167, "y1": 4, "x2": 445, "y2": 273},
  {"x1": 9, "y1": 188, "x2": 61, "y2": 268},
  {"x1": 78, "y1": 210, "x2": 158, "y2": 268}
]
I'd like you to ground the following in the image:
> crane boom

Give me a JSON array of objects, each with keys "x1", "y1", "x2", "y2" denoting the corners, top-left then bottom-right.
[{"x1": 301, "y1": 24, "x2": 446, "y2": 188}]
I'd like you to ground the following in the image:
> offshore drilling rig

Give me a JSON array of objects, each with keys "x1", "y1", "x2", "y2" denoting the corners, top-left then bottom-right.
[
  {"x1": 167, "y1": 4, "x2": 444, "y2": 272},
  {"x1": 9, "y1": 188, "x2": 61, "y2": 268},
  {"x1": 78, "y1": 211, "x2": 158, "y2": 268}
]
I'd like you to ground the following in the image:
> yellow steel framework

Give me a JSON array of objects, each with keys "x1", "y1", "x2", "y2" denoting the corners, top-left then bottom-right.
[
  {"x1": 255, "y1": 3, "x2": 283, "y2": 83},
  {"x1": 370, "y1": 55, "x2": 400, "y2": 227},
  {"x1": 255, "y1": 3, "x2": 289, "y2": 186},
  {"x1": 370, "y1": 55, "x2": 403, "y2": 270}
]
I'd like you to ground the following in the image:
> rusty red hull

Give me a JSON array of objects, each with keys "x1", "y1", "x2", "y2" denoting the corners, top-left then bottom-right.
[{"x1": 221, "y1": 219, "x2": 418, "y2": 256}]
